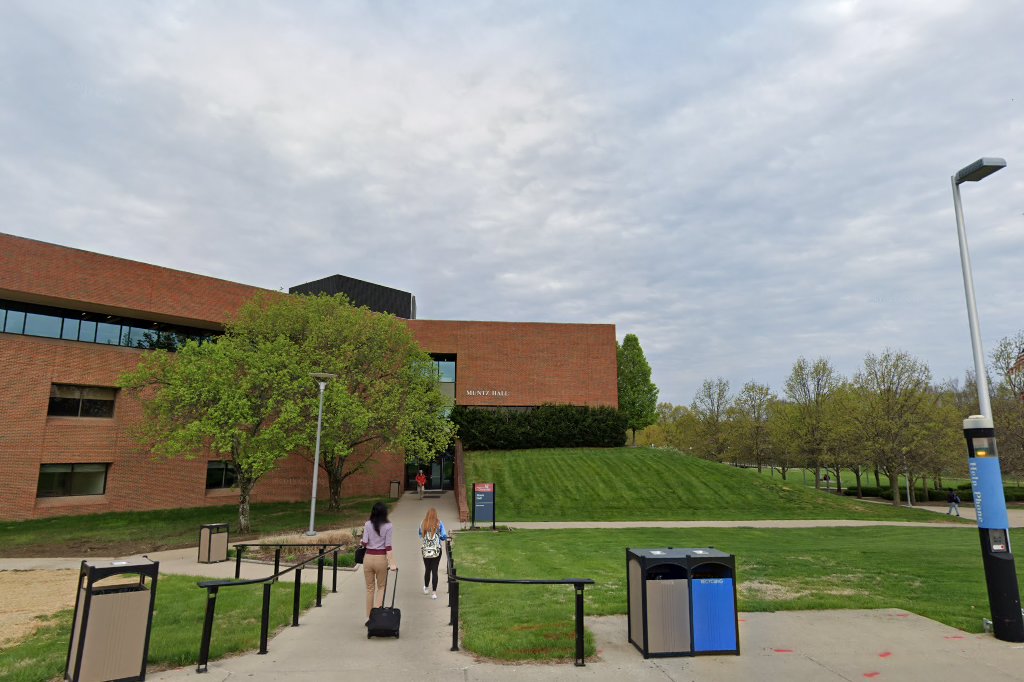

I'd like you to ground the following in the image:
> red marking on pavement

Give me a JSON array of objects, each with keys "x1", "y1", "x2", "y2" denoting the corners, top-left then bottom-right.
[
  {"x1": 895, "y1": 613, "x2": 909, "y2": 618},
  {"x1": 738, "y1": 618, "x2": 747, "y2": 622},
  {"x1": 878, "y1": 652, "x2": 892, "y2": 658},
  {"x1": 863, "y1": 673, "x2": 880, "y2": 678},
  {"x1": 773, "y1": 649, "x2": 794, "y2": 654},
  {"x1": 944, "y1": 635, "x2": 965, "y2": 640}
]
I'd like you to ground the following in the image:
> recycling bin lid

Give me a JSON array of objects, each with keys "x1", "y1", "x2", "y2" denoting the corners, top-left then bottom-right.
[{"x1": 628, "y1": 548, "x2": 733, "y2": 560}]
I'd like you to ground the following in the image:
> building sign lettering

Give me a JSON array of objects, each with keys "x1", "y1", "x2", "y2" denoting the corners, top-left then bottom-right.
[{"x1": 465, "y1": 389, "x2": 510, "y2": 397}]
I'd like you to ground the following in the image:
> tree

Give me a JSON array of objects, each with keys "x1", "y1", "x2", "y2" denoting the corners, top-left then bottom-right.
[
  {"x1": 784, "y1": 357, "x2": 842, "y2": 487},
  {"x1": 120, "y1": 334, "x2": 308, "y2": 532},
  {"x1": 991, "y1": 333, "x2": 1024, "y2": 483},
  {"x1": 691, "y1": 378, "x2": 731, "y2": 461},
  {"x1": 229, "y1": 293, "x2": 457, "y2": 510},
  {"x1": 728, "y1": 381, "x2": 775, "y2": 472},
  {"x1": 617, "y1": 334, "x2": 659, "y2": 446},
  {"x1": 852, "y1": 349, "x2": 933, "y2": 506}
]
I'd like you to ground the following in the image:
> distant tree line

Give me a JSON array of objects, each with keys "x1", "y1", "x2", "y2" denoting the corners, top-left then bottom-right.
[{"x1": 639, "y1": 337, "x2": 1024, "y2": 507}]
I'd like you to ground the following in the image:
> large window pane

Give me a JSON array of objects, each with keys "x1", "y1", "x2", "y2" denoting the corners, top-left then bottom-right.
[
  {"x1": 78, "y1": 320, "x2": 97, "y2": 343},
  {"x1": 4, "y1": 310, "x2": 25, "y2": 333},
  {"x1": 70, "y1": 464, "x2": 108, "y2": 495},
  {"x1": 48, "y1": 385, "x2": 82, "y2": 417},
  {"x1": 95, "y1": 322, "x2": 121, "y2": 345},
  {"x1": 23, "y1": 313, "x2": 63, "y2": 338},
  {"x1": 61, "y1": 318, "x2": 80, "y2": 340},
  {"x1": 206, "y1": 461, "x2": 238, "y2": 489},
  {"x1": 436, "y1": 361, "x2": 456, "y2": 383},
  {"x1": 48, "y1": 385, "x2": 116, "y2": 418},
  {"x1": 37, "y1": 464, "x2": 72, "y2": 497}
]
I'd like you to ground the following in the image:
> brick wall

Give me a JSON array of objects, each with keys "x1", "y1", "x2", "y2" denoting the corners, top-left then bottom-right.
[{"x1": 407, "y1": 319, "x2": 619, "y2": 409}]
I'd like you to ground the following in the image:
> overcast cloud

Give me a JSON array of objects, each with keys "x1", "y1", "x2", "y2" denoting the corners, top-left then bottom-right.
[{"x1": 2, "y1": 1, "x2": 1023, "y2": 405}]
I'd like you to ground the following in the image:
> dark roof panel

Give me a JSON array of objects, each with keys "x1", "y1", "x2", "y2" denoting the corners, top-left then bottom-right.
[{"x1": 289, "y1": 274, "x2": 416, "y2": 319}]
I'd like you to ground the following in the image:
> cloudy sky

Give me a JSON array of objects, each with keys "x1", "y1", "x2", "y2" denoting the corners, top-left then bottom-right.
[{"x1": 2, "y1": 1, "x2": 1023, "y2": 405}]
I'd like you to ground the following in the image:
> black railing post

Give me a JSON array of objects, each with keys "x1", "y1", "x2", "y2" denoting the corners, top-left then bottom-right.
[
  {"x1": 316, "y1": 551, "x2": 324, "y2": 607},
  {"x1": 332, "y1": 550, "x2": 339, "y2": 593},
  {"x1": 450, "y1": 579, "x2": 460, "y2": 651},
  {"x1": 293, "y1": 568, "x2": 302, "y2": 626},
  {"x1": 197, "y1": 586, "x2": 219, "y2": 673},
  {"x1": 234, "y1": 545, "x2": 244, "y2": 579},
  {"x1": 259, "y1": 583, "x2": 272, "y2": 655},
  {"x1": 273, "y1": 547, "x2": 281, "y2": 578},
  {"x1": 574, "y1": 583, "x2": 585, "y2": 666}
]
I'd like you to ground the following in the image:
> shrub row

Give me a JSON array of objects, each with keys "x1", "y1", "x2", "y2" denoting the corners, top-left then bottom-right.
[{"x1": 451, "y1": 403, "x2": 627, "y2": 450}]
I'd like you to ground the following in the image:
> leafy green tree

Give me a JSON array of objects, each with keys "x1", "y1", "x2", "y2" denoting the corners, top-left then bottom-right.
[
  {"x1": 617, "y1": 334, "x2": 659, "y2": 446},
  {"x1": 120, "y1": 335, "x2": 308, "y2": 532},
  {"x1": 991, "y1": 333, "x2": 1024, "y2": 482},
  {"x1": 230, "y1": 293, "x2": 457, "y2": 510},
  {"x1": 852, "y1": 349, "x2": 933, "y2": 506}
]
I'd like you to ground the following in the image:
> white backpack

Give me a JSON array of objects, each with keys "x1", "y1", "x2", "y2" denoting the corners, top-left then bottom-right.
[{"x1": 421, "y1": 531, "x2": 442, "y2": 559}]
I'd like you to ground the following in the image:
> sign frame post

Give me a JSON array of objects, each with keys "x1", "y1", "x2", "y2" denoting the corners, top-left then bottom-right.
[{"x1": 472, "y1": 482, "x2": 495, "y2": 530}]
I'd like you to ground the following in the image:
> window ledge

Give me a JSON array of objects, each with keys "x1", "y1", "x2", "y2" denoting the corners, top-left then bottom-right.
[
  {"x1": 205, "y1": 488, "x2": 238, "y2": 498},
  {"x1": 35, "y1": 494, "x2": 109, "y2": 509}
]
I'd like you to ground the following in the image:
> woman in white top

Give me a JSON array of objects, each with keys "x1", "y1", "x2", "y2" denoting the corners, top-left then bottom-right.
[{"x1": 361, "y1": 501, "x2": 397, "y2": 620}]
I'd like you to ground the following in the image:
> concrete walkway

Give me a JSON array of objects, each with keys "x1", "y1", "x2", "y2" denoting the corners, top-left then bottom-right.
[
  {"x1": 140, "y1": 493, "x2": 1024, "y2": 682},
  {"x1": 6, "y1": 496, "x2": 1024, "y2": 681}
]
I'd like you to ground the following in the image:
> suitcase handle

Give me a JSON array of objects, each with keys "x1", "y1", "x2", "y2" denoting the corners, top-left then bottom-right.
[{"x1": 380, "y1": 567, "x2": 398, "y2": 608}]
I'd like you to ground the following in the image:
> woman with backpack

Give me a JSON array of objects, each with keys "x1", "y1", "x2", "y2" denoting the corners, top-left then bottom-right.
[{"x1": 418, "y1": 507, "x2": 449, "y2": 600}]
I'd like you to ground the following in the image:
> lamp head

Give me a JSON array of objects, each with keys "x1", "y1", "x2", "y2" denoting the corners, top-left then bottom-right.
[
  {"x1": 311, "y1": 372, "x2": 337, "y2": 381},
  {"x1": 956, "y1": 157, "x2": 1006, "y2": 184}
]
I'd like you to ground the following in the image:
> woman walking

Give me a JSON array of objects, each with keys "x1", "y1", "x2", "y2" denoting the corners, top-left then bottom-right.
[
  {"x1": 418, "y1": 507, "x2": 449, "y2": 600},
  {"x1": 361, "y1": 501, "x2": 397, "y2": 621}
]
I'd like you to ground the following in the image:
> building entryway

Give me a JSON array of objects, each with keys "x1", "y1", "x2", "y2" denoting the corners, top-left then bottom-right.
[{"x1": 406, "y1": 449, "x2": 454, "y2": 493}]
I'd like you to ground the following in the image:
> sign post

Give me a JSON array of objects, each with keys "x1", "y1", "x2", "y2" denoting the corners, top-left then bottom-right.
[{"x1": 472, "y1": 483, "x2": 495, "y2": 530}]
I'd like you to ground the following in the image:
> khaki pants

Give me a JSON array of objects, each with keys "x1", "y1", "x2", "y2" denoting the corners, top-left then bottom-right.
[{"x1": 363, "y1": 554, "x2": 389, "y2": 617}]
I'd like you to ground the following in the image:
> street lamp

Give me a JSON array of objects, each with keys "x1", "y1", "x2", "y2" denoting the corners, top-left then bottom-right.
[
  {"x1": 950, "y1": 157, "x2": 1024, "y2": 642},
  {"x1": 306, "y1": 372, "x2": 336, "y2": 536}
]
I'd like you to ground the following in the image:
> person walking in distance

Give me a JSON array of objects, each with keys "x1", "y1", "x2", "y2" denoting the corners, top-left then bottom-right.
[
  {"x1": 418, "y1": 507, "x2": 449, "y2": 600},
  {"x1": 415, "y1": 469, "x2": 427, "y2": 500},
  {"x1": 946, "y1": 489, "x2": 961, "y2": 516},
  {"x1": 361, "y1": 501, "x2": 397, "y2": 622}
]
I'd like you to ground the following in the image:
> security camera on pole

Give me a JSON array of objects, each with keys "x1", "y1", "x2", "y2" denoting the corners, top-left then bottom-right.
[{"x1": 950, "y1": 157, "x2": 1024, "y2": 642}]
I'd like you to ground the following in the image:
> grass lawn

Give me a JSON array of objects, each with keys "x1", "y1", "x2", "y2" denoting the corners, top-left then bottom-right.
[
  {"x1": 0, "y1": 499, "x2": 377, "y2": 558},
  {"x1": 452, "y1": 525, "x2": 1021, "y2": 662},
  {"x1": 465, "y1": 448, "x2": 963, "y2": 522},
  {"x1": 0, "y1": 574, "x2": 318, "y2": 682},
  {"x1": 755, "y1": 467, "x2": 975, "y2": 493}
]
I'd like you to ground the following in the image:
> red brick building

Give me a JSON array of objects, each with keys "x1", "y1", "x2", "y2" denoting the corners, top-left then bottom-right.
[{"x1": 0, "y1": 233, "x2": 618, "y2": 521}]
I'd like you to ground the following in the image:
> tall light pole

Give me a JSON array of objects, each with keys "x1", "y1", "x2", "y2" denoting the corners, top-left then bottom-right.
[
  {"x1": 951, "y1": 157, "x2": 1024, "y2": 642},
  {"x1": 306, "y1": 372, "x2": 336, "y2": 536}
]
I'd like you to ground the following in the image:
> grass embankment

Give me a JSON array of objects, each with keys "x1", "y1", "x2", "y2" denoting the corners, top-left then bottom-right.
[
  {"x1": 465, "y1": 448, "x2": 960, "y2": 522},
  {"x1": 454, "y1": 526, "x2": 1022, "y2": 662},
  {"x1": 0, "y1": 499, "x2": 375, "y2": 558},
  {"x1": 0, "y1": 574, "x2": 317, "y2": 682}
]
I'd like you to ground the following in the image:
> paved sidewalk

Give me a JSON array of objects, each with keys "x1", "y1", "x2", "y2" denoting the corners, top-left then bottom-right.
[{"x1": 6, "y1": 496, "x2": 1024, "y2": 681}]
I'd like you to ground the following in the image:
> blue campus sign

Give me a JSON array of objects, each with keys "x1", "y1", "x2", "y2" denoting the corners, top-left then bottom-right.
[{"x1": 969, "y1": 455, "x2": 1009, "y2": 530}]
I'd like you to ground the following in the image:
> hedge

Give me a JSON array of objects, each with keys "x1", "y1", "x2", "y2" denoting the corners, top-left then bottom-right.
[{"x1": 450, "y1": 403, "x2": 627, "y2": 450}]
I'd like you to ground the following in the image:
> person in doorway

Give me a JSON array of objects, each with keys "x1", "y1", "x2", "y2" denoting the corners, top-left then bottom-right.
[
  {"x1": 415, "y1": 469, "x2": 427, "y2": 499},
  {"x1": 361, "y1": 501, "x2": 397, "y2": 622},
  {"x1": 418, "y1": 507, "x2": 449, "y2": 600},
  {"x1": 947, "y1": 489, "x2": 961, "y2": 516}
]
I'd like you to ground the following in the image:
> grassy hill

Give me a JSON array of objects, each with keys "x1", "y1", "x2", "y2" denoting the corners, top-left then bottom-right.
[{"x1": 464, "y1": 447, "x2": 959, "y2": 522}]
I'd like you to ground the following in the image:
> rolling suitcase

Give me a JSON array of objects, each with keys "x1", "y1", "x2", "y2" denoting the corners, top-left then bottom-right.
[{"x1": 367, "y1": 568, "x2": 401, "y2": 638}]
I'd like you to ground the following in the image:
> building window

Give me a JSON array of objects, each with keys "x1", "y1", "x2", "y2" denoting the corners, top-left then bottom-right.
[
  {"x1": 0, "y1": 299, "x2": 216, "y2": 351},
  {"x1": 206, "y1": 461, "x2": 239, "y2": 489},
  {"x1": 37, "y1": 463, "x2": 109, "y2": 497},
  {"x1": 48, "y1": 385, "x2": 117, "y2": 418}
]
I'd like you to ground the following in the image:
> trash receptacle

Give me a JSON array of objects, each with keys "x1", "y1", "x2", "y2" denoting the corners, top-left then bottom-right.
[
  {"x1": 689, "y1": 549, "x2": 739, "y2": 654},
  {"x1": 626, "y1": 548, "x2": 739, "y2": 658},
  {"x1": 389, "y1": 480, "x2": 401, "y2": 499},
  {"x1": 66, "y1": 558, "x2": 159, "y2": 682},
  {"x1": 198, "y1": 523, "x2": 229, "y2": 563},
  {"x1": 627, "y1": 548, "x2": 692, "y2": 657}
]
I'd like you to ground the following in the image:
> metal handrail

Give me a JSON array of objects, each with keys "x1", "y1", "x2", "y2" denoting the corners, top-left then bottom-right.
[
  {"x1": 443, "y1": 539, "x2": 594, "y2": 666},
  {"x1": 232, "y1": 541, "x2": 352, "y2": 579},
  {"x1": 195, "y1": 542, "x2": 347, "y2": 673}
]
